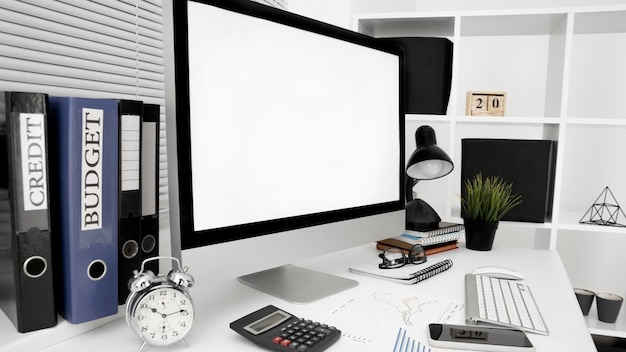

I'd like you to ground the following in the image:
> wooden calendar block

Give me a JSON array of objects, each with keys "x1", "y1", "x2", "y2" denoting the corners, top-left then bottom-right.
[
  {"x1": 466, "y1": 91, "x2": 506, "y2": 116},
  {"x1": 468, "y1": 94, "x2": 488, "y2": 114}
]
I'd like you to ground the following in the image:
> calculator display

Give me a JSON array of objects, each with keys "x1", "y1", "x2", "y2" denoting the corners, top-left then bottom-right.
[{"x1": 244, "y1": 310, "x2": 291, "y2": 335}]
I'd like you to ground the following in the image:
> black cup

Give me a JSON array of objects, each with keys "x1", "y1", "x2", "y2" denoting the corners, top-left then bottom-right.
[
  {"x1": 596, "y1": 293, "x2": 623, "y2": 323},
  {"x1": 574, "y1": 288, "x2": 595, "y2": 316}
]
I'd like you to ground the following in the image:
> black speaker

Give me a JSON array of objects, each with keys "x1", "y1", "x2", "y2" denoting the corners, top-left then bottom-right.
[
  {"x1": 381, "y1": 37, "x2": 453, "y2": 115},
  {"x1": 461, "y1": 139, "x2": 557, "y2": 223}
]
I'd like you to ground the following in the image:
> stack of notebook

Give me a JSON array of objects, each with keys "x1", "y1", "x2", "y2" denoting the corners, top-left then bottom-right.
[{"x1": 376, "y1": 222, "x2": 464, "y2": 256}]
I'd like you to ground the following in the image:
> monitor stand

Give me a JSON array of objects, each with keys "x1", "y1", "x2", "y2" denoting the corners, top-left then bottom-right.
[{"x1": 237, "y1": 264, "x2": 359, "y2": 304}]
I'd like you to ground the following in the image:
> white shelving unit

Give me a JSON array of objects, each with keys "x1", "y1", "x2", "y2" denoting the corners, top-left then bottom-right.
[{"x1": 355, "y1": 5, "x2": 626, "y2": 339}]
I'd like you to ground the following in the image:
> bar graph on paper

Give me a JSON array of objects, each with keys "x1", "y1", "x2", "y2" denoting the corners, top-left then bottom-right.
[
  {"x1": 326, "y1": 291, "x2": 462, "y2": 344},
  {"x1": 394, "y1": 328, "x2": 435, "y2": 352}
]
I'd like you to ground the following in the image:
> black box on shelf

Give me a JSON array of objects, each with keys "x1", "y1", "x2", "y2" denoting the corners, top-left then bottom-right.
[
  {"x1": 381, "y1": 37, "x2": 453, "y2": 115},
  {"x1": 461, "y1": 139, "x2": 557, "y2": 223}
]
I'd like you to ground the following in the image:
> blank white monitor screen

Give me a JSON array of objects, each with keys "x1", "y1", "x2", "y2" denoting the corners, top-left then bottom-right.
[{"x1": 178, "y1": 0, "x2": 404, "y2": 248}]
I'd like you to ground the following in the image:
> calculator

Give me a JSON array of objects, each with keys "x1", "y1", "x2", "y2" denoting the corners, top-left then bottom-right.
[{"x1": 230, "y1": 305, "x2": 341, "y2": 352}]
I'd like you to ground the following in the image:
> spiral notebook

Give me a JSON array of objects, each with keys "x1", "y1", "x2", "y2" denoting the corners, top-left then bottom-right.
[{"x1": 349, "y1": 259, "x2": 453, "y2": 285}]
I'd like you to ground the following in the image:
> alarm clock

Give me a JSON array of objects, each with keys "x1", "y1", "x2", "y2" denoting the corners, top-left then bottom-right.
[{"x1": 125, "y1": 256, "x2": 195, "y2": 352}]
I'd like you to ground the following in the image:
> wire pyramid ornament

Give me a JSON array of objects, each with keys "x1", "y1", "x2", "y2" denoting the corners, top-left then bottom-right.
[{"x1": 579, "y1": 187, "x2": 626, "y2": 227}]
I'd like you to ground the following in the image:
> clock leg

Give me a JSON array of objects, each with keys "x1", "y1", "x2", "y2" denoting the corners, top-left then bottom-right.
[
  {"x1": 138, "y1": 341, "x2": 147, "y2": 352},
  {"x1": 181, "y1": 338, "x2": 190, "y2": 349}
]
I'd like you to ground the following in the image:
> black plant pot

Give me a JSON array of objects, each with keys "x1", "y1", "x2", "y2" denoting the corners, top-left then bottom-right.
[{"x1": 464, "y1": 220, "x2": 499, "y2": 251}]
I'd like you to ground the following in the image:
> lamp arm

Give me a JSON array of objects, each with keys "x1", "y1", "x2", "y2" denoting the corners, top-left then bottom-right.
[{"x1": 405, "y1": 177, "x2": 419, "y2": 203}]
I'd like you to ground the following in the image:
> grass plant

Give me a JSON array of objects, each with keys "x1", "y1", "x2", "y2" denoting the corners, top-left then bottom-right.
[{"x1": 460, "y1": 173, "x2": 522, "y2": 223}]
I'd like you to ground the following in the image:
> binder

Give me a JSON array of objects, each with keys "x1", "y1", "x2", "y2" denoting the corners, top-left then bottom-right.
[
  {"x1": 380, "y1": 37, "x2": 453, "y2": 115},
  {"x1": 0, "y1": 91, "x2": 57, "y2": 332},
  {"x1": 117, "y1": 100, "x2": 143, "y2": 304},
  {"x1": 140, "y1": 103, "x2": 160, "y2": 274},
  {"x1": 48, "y1": 96, "x2": 119, "y2": 324},
  {"x1": 461, "y1": 139, "x2": 557, "y2": 223}
]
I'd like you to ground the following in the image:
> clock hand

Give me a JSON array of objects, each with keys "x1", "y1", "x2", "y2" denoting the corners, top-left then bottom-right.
[
  {"x1": 164, "y1": 309, "x2": 187, "y2": 317},
  {"x1": 149, "y1": 307, "x2": 169, "y2": 318}
]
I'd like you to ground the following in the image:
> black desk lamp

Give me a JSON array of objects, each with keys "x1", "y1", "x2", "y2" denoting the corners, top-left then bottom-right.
[{"x1": 405, "y1": 125, "x2": 454, "y2": 231}]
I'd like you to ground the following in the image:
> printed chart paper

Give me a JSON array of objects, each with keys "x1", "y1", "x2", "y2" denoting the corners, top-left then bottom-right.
[{"x1": 326, "y1": 291, "x2": 463, "y2": 344}]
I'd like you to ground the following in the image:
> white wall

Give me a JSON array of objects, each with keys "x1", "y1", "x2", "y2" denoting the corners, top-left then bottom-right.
[{"x1": 288, "y1": 0, "x2": 351, "y2": 28}]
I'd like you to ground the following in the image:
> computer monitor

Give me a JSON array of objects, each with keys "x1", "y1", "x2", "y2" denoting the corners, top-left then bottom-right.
[{"x1": 169, "y1": 0, "x2": 405, "y2": 303}]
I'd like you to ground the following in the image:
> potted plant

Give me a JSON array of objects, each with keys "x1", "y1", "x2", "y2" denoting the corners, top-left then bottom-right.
[{"x1": 460, "y1": 173, "x2": 522, "y2": 251}]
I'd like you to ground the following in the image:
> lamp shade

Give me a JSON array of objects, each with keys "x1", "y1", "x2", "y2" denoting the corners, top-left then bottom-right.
[{"x1": 406, "y1": 125, "x2": 453, "y2": 180}]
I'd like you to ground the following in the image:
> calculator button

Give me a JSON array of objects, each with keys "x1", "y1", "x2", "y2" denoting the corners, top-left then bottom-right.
[
  {"x1": 280, "y1": 339, "x2": 292, "y2": 347},
  {"x1": 272, "y1": 336, "x2": 283, "y2": 344},
  {"x1": 297, "y1": 345, "x2": 309, "y2": 352},
  {"x1": 315, "y1": 327, "x2": 332, "y2": 335}
]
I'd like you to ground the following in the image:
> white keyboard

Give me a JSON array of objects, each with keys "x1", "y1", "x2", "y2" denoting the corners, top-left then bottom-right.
[{"x1": 465, "y1": 274, "x2": 549, "y2": 335}]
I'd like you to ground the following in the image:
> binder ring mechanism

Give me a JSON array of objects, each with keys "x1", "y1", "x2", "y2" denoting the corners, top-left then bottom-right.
[{"x1": 129, "y1": 256, "x2": 194, "y2": 292}]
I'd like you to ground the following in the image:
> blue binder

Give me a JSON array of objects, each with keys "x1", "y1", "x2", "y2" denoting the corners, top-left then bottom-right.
[{"x1": 48, "y1": 97, "x2": 119, "y2": 324}]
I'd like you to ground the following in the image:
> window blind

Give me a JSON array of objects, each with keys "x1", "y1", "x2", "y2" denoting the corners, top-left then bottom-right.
[{"x1": 0, "y1": 0, "x2": 168, "y2": 213}]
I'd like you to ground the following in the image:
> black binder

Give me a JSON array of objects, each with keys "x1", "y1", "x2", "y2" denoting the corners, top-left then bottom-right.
[
  {"x1": 381, "y1": 37, "x2": 453, "y2": 115},
  {"x1": 117, "y1": 100, "x2": 143, "y2": 304},
  {"x1": 0, "y1": 91, "x2": 57, "y2": 332},
  {"x1": 461, "y1": 138, "x2": 557, "y2": 223},
  {"x1": 140, "y1": 103, "x2": 160, "y2": 274}
]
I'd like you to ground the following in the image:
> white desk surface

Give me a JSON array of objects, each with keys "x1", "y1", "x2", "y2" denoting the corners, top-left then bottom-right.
[{"x1": 7, "y1": 244, "x2": 596, "y2": 352}]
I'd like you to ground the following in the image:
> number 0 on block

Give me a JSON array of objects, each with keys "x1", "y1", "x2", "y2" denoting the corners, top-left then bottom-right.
[{"x1": 466, "y1": 91, "x2": 506, "y2": 116}]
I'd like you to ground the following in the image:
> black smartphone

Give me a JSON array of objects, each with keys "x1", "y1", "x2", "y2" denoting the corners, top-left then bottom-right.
[{"x1": 428, "y1": 324, "x2": 535, "y2": 351}]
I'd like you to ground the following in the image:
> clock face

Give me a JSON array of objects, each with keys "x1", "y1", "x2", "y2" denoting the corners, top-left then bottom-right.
[{"x1": 129, "y1": 285, "x2": 194, "y2": 346}]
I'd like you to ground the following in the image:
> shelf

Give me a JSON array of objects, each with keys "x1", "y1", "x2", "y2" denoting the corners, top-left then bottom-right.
[
  {"x1": 587, "y1": 301, "x2": 626, "y2": 339},
  {"x1": 448, "y1": 209, "x2": 554, "y2": 230},
  {"x1": 558, "y1": 212, "x2": 626, "y2": 234},
  {"x1": 406, "y1": 114, "x2": 561, "y2": 125},
  {"x1": 558, "y1": 125, "x2": 626, "y2": 230},
  {"x1": 567, "y1": 11, "x2": 626, "y2": 119},
  {"x1": 405, "y1": 114, "x2": 451, "y2": 122},
  {"x1": 0, "y1": 310, "x2": 123, "y2": 352},
  {"x1": 355, "y1": 4, "x2": 626, "y2": 339},
  {"x1": 573, "y1": 10, "x2": 626, "y2": 34},
  {"x1": 566, "y1": 117, "x2": 626, "y2": 126},
  {"x1": 455, "y1": 28, "x2": 565, "y2": 118},
  {"x1": 459, "y1": 13, "x2": 568, "y2": 36},
  {"x1": 455, "y1": 115, "x2": 561, "y2": 125},
  {"x1": 356, "y1": 14, "x2": 455, "y2": 38}
]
